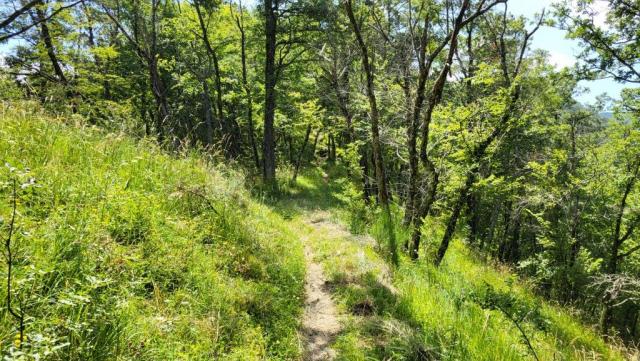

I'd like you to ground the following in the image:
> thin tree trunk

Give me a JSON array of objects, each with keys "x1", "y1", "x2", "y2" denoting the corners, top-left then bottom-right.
[
  {"x1": 149, "y1": 0, "x2": 168, "y2": 141},
  {"x1": 410, "y1": 0, "x2": 472, "y2": 259},
  {"x1": 292, "y1": 123, "x2": 312, "y2": 181},
  {"x1": 409, "y1": 171, "x2": 439, "y2": 260},
  {"x1": 433, "y1": 5, "x2": 546, "y2": 265},
  {"x1": 288, "y1": 135, "x2": 294, "y2": 164},
  {"x1": 466, "y1": 192, "x2": 480, "y2": 244},
  {"x1": 234, "y1": 4, "x2": 260, "y2": 170},
  {"x1": 263, "y1": 0, "x2": 277, "y2": 182},
  {"x1": 345, "y1": 0, "x2": 388, "y2": 205},
  {"x1": 201, "y1": 79, "x2": 214, "y2": 144},
  {"x1": 435, "y1": 86, "x2": 521, "y2": 266},
  {"x1": 360, "y1": 148, "x2": 372, "y2": 203},
  {"x1": 211, "y1": 50, "x2": 234, "y2": 155},
  {"x1": 310, "y1": 128, "x2": 321, "y2": 160},
  {"x1": 102, "y1": 0, "x2": 168, "y2": 140},
  {"x1": 148, "y1": 56, "x2": 169, "y2": 141},
  {"x1": 194, "y1": 3, "x2": 234, "y2": 155},
  {"x1": 402, "y1": 60, "x2": 417, "y2": 227},
  {"x1": 601, "y1": 159, "x2": 640, "y2": 332},
  {"x1": 435, "y1": 171, "x2": 475, "y2": 266},
  {"x1": 36, "y1": 6, "x2": 67, "y2": 85}
]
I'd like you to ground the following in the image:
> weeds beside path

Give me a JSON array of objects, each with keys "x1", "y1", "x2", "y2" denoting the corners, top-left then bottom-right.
[{"x1": 268, "y1": 166, "x2": 632, "y2": 361}]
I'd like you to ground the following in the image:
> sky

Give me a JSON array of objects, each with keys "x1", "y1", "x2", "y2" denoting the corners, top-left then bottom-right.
[
  {"x1": 508, "y1": 0, "x2": 637, "y2": 104},
  {"x1": 1, "y1": 0, "x2": 637, "y2": 105}
]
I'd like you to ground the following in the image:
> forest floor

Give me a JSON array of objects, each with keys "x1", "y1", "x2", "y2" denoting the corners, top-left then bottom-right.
[{"x1": 1, "y1": 112, "x2": 631, "y2": 360}]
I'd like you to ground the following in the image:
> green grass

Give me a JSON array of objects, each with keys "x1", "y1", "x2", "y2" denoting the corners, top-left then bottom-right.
[
  {"x1": 282, "y1": 167, "x2": 633, "y2": 361},
  {"x1": 0, "y1": 103, "x2": 633, "y2": 360},
  {"x1": 0, "y1": 103, "x2": 304, "y2": 360}
]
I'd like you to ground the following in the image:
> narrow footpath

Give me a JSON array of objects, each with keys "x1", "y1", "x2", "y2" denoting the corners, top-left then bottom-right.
[{"x1": 300, "y1": 214, "x2": 344, "y2": 360}]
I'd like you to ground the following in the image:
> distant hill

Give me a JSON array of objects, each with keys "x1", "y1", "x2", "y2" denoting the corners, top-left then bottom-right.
[{"x1": 599, "y1": 111, "x2": 614, "y2": 120}]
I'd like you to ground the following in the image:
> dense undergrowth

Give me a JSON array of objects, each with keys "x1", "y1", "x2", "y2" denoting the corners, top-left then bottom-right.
[
  {"x1": 0, "y1": 104, "x2": 304, "y2": 360},
  {"x1": 281, "y1": 166, "x2": 635, "y2": 360}
]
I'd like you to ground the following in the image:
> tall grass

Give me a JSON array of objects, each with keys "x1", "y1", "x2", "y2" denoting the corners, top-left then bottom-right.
[
  {"x1": 292, "y1": 167, "x2": 633, "y2": 361},
  {"x1": 0, "y1": 103, "x2": 305, "y2": 360}
]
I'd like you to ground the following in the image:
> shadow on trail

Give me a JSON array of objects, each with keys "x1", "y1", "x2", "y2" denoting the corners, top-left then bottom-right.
[{"x1": 329, "y1": 268, "x2": 436, "y2": 360}]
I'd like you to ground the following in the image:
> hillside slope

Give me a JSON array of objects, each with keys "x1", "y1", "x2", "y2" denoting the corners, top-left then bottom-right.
[
  {"x1": 273, "y1": 167, "x2": 633, "y2": 360},
  {"x1": 0, "y1": 105, "x2": 304, "y2": 360},
  {"x1": 0, "y1": 106, "x2": 634, "y2": 360}
]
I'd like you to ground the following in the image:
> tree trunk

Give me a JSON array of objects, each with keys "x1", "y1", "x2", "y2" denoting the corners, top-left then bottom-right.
[
  {"x1": 310, "y1": 128, "x2": 321, "y2": 161},
  {"x1": 263, "y1": 0, "x2": 277, "y2": 182},
  {"x1": 402, "y1": 61, "x2": 418, "y2": 227},
  {"x1": 327, "y1": 133, "x2": 336, "y2": 162},
  {"x1": 601, "y1": 159, "x2": 640, "y2": 332},
  {"x1": 409, "y1": 171, "x2": 439, "y2": 259},
  {"x1": 288, "y1": 135, "x2": 294, "y2": 164},
  {"x1": 410, "y1": 1, "x2": 471, "y2": 259},
  {"x1": 36, "y1": 7, "x2": 67, "y2": 85},
  {"x1": 435, "y1": 170, "x2": 475, "y2": 266},
  {"x1": 212, "y1": 50, "x2": 232, "y2": 154},
  {"x1": 148, "y1": 0, "x2": 168, "y2": 142},
  {"x1": 148, "y1": 57, "x2": 169, "y2": 141},
  {"x1": 201, "y1": 79, "x2": 214, "y2": 144},
  {"x1": 345, "y1": 0, "x2": 388, "y2": 205},
  {"x1": 235, "y1": 6, "x2": 260, "y2": 170},
  {"x1": 360, "y1": 149, "x2": 372, "y2": 203},
  {"x1": 466, "y1": 191, "x2": 480, "y2": 244},
  {"x1": 292, "y1": 123, "x2": 312, "y2": 181},
  {"x1": 194, "y1": 3, "x2": 234, "y2": 156},
  {"x1": 434, "y1": 84, "x2": 521, "y2": 265}
]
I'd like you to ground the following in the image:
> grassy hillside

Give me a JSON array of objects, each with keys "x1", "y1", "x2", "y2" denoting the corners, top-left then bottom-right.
[
  {"x1": 0, "y1": 104, "x2": 304, "y2": 360},
  {"x1": 273, "y1": 166, "x2": 634, "y2": 361},
  {"x1": 0, "y1": 104, "x2": 635, "y2": 360}
]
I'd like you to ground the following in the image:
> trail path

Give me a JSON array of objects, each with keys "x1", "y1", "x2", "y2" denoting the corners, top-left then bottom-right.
[
  {"x1": 300, "y1": 213, "x2": 343, "y2": 361},
  {"x1": 298, "y1": 211, "x2": 397, "y2": 360}
]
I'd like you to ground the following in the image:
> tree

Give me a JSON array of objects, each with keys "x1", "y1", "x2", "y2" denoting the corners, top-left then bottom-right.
[
  {"x1": 557, "y1": 0, "x2": 640, "y2": 83},
  {"x1": 101, "y1": 0, "x2": 171, "y2": 141},
  {"x1": 558, "y1": 0, "x2": 640, "y2": 333},
  {"x1": 343, "y1": 0, "x2": 389, "y2": 206},
  {"x1": 434, "y1": 6, "x2": 545, "y2": 266},
  {"x1": 260, "y1": 0, "x2": 325, "y2": 182},
  {"x1": 0, "y1": 0, "x2": 82, "y2": 42},
  {"x1": 405, "y1": 0, "x2": 506, "y2": 260}
]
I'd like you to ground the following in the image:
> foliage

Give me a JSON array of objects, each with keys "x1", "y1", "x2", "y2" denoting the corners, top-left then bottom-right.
[
  {"x1": 2, "y1": 0, "x2": 640, "y2": 353},
  {"x1": 0, "y1": 104, "x2": 304, "y2": 360}
]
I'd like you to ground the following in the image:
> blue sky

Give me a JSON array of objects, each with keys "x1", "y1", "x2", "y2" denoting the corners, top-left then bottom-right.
[{"x1": 509, "y1": 0, "x2": 638, "y2": 104}]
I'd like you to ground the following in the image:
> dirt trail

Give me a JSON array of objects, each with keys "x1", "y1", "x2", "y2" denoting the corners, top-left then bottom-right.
[
  {"x1": 300, "y1": 242, "x2": 341, "y2": 361},
  {"x1": 300, "y1": 211, "x2": 354, "y2": 360},
  {"x1": 306, "y1": 211, "x2": 397, "y2": 295},
  {"x1": 299, "y1": 211, "x2": 397, "y2": 360}
]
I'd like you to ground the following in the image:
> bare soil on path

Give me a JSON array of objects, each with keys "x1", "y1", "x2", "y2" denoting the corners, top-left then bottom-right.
[
  {"x1": 299, "y1": 211, "x2": 397, "y2": 360},
  {"x1": 300, "y1": 242, "x2": 341, "y2": 361}
]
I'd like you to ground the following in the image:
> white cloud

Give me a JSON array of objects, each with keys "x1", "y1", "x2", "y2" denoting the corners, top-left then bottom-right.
[{"x1": 548, "y1": 51, "x2": 576, "y2": 69}]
